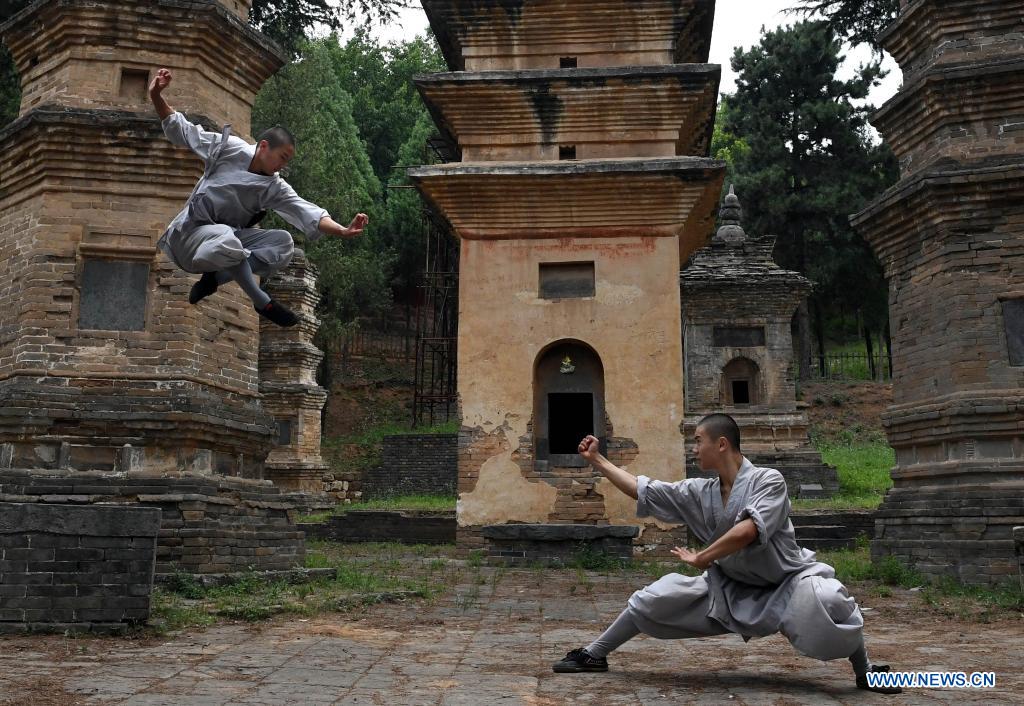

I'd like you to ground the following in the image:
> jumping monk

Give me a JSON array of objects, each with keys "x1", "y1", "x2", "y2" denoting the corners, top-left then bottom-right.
[
  {"x1": 149, "y1": 67, "x2": 368, "y2": 327},
  {"x1": 552, "y1": 413, "x2": 901, "y2": 695}
]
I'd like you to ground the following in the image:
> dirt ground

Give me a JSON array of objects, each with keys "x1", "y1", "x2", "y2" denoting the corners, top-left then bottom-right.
[{"x1": 801, "y1": 381, "x2": 892, "y2": 440}]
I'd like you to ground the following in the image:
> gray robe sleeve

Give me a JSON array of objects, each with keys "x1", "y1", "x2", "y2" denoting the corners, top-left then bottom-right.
[
  {"x1": 636, "y1": 475, "x2": 709, "y2": 536},
  {"x1": 161, "y1": 111, "x2": 221, "y2": 164},
  {"x1": 268, "y1": 180, "x2": 329, "y2": 240},
  {"x1": 735, "y1": 469, "x2": 789, "y2": 546}
]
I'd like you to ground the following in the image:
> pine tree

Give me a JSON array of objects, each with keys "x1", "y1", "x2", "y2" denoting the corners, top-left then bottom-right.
[{"x1": 723, "y1": 20, "x2": 898, "y2": 363}]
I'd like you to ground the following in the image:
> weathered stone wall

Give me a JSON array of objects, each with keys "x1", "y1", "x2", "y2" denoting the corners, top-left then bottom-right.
[
  {"x1": 0, "y1": 502, "x2": 160, "y2": 634},
  {"x1": 455, "y1": 236, "x2": 688, "y2": 534},
  {"x1": 0, "y1": 468, "x2": 305, "y2": 576},
  {"x1": 362, "y1": 434, "x2": 457, "y2": 498},
  {"x1": 872, "y1": 485, "x2": 1021, "y2": 585},
  {"x1": 481, "y1": 524, "x2": 639, "y2": 568}
]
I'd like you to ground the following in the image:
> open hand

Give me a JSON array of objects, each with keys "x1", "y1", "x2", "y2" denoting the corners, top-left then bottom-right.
[
  {"x1": 149, "y1": 68, "x2": 172, "y2": 96},
  {"x1": 345, "y1": 213, "x2": 369, "y2": 237},
  {"x1": 671, "y1": 546, "x2": 710, "y2": 571}
]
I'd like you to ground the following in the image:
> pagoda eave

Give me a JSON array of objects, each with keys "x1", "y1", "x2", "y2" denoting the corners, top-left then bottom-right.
[
  {"x1": 422, "y1": 0, "x2": 716, "y2": 72},
  {"x1": 410, "y1": 158, "x2": 725, "y2": 262},
  {"x1": 415, "y1": 65, "x2": 720, "y2": 159}
]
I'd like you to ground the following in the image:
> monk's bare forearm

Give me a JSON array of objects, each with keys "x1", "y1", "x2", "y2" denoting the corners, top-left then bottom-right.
[
  {"x1": 697, "y1": 519, "x2": 758, "y2": 565},
  {"x1": 318, "y1": 216, "x2": 358, "y2": 238},
  {"x1": 589, "y1": 454, "x2": 638, "y2": 500},
  {"x1": 150, "y1": 90, "x2": 173, "y2": 121}
]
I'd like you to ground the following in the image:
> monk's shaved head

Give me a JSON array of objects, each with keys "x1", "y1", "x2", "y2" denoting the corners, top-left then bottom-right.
[{"x1": 697, "y1": 413, "x2": 741, "y2": 451}]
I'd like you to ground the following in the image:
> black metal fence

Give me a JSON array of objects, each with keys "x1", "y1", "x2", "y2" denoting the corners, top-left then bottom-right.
[{"x1": 807, "y1": 351, "x2": 892, "y2": 381}]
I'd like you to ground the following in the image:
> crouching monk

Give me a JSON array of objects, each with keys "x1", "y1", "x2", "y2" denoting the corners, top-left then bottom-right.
[
  {"x1": 553, "y1": 413, "x2": 901, "y2": 695},
  {"x1": 149, "y1": 68, "x2": 368, "y2": 327}
]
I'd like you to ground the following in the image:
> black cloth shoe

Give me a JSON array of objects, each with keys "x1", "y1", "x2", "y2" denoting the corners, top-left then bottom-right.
[
  {"x1": 856, "y1": 664, "x2": 902, "y2": 694},
  {"x1": 255, "y1": 299, "x2": 298, "y2": 327},
  {"x1": 188, "y1": 272, "x2": 219, "y2": 304},
  {"x1": 552, "y1": 648, "x2": 608, "y2": 673}
]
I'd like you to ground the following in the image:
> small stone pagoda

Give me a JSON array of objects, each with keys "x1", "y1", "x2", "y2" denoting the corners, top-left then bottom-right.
[
  {"x1": 411, "y1": 0, "x2": 725, "y2": 554},
  {"x1": 681, "y1": 187, "x2": 838, "y2": 496},
  {"x1": 851, "y1": 0, "x2": 1024, "y2": 585}
]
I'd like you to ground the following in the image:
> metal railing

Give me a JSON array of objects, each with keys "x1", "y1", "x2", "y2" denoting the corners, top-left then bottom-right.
[{"x1": 807, "y1": 351, "x2": 892, "y2": 381}]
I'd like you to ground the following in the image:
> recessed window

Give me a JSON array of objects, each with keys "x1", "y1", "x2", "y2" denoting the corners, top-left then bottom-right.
[
  {"x1": 277, "y1": 419, "x2": 294, "y2": 446},
  {"x1": 1003, "y1": 299, "x2": 1024, "y2": 366},
  {"x1": 79, "y1": 260, "x2": 148, "y2": 331},
  {"x1": 119, "y1": 68, "x2": 149, "y2": 100},
  {"x1": 559, "y1": 145, "x2": 577, "y2": 160},
  {"x1": 539, "y1": 262, "x2": 595, "y2": 299},
  {"x1": 560, "y1": 57, "x2": 578, "y2": 69},
  {"x1": 548, "y1": 393, "x2": 593, "y2": 454},
  {"x1": 713, "y1": 326, "x2": 766, "y2": 347}
]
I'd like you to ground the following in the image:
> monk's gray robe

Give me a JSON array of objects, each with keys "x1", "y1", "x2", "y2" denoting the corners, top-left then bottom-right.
[
  {"x1": 157, "y1": 112, "x2": 328, "y2": 275},
  {"x1": 627, "y1": 458, "x2": 864, "y2": 661}
]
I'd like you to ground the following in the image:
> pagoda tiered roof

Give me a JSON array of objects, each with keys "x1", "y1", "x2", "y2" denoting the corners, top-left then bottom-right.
[
  {"x1": 416, "y1": 65, "x2": 720, "y2": 161},
  {"x1": 422, "y1": 0, "x2": 716, "y2": 71}
]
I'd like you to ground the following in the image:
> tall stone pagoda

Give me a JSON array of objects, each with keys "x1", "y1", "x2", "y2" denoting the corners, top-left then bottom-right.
[
  {"x1": 851, "y1": 0, "x2": 1024, "y2": 584},
  {"x1": 682, "y1": 187, "x2": 838, "y2": 496},
  {"x1": 411, "y1": 0, "x2": 725, "y2": 551},
  {"x1": 0, "y1": 0, "x2": 285, "y2": 477}
]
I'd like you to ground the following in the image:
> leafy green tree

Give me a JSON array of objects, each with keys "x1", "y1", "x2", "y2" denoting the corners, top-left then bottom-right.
[
  {"x1": 724, "y1": 20, "x2": 898, "y2": 365},
  {"x1": 382, "y1": 112, "x2": 438, "y2": 293},
  {"x1": 326, "y1": 29, "x2": 444, "y2": 185},
  {"x1": 252, "y1": 39, "x2": 393, "y2": 352},
  {"x1": 710, "y1": 96, "x2": 750, "y2": 186},
  {"x1": 789, "y1": 0, "x2": 899, "y2": 51},
  {"x1": 250, "y1": 0, "x2": 411, "y2": 56}
]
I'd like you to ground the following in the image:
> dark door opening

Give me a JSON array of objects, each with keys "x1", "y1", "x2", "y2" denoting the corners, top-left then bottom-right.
[
  {"x1": 548, "y1": 393, "x2": 593, "y2": 453},
  {"x1": 731, "y1": 380, "x2": 750, "y2": 405}
]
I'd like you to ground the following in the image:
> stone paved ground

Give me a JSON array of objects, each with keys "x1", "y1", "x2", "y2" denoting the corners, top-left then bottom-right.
[{"x1": 0, "y1": 566, "x2": 1021, "y2": 705}]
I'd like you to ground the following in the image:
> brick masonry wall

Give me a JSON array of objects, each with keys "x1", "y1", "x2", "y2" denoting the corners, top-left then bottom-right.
[
  {"x1": 0, "y1": 468, "x2": 305, "y2": 576},
  {"x1": 0, "y1": 502, "x2": 160, "y2": 634},
  {"x1": 362, "y1": 434, "x2": 457, "y2": 498},
  {"x1": 301, "y1": 511, "x2": 455, "y2": 545}
]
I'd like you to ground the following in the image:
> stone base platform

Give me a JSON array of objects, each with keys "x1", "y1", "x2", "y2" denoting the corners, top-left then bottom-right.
[
  {"x1": 0, "y1": 502, "x2": 160, "y2": 635},
  {"x1": 872, "y1": 481, "x2": 1024, "y2": 586},
  {"x1": 0, "y1": 467, "x2": 305, "y2": 576}
]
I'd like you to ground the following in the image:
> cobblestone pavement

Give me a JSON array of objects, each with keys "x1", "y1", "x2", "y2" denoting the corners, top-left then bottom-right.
[{"x1": 0, "y1": 566, "x2": 1021, "y2": 705}]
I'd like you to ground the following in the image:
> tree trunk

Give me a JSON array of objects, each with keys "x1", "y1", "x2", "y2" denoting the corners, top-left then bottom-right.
[
  {"x1": 813, "y1": 299, "x2": 827, "y2": 378},
  {"x1": 884, "y1": 319, "x2": 894, "y2": 379},
  {"x1": 863, "y1": 322, "x2": 876, "y2": 380},
  {"x1": 796, "y1": 301, "x2": 812, "y2": 379}
]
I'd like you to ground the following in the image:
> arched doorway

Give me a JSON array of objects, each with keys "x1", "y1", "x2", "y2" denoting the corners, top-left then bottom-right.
[
  {"x1": 533, "y1": 340, "x2": 605, "y2": 468},
  {"x1": 721, "y1": 357, "x2": 761, "y2": 406}
]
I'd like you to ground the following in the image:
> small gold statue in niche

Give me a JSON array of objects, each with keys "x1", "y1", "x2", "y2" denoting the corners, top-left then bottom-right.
[{"x1": 560, "y1": 355, "x2": 576, "y2": 374}]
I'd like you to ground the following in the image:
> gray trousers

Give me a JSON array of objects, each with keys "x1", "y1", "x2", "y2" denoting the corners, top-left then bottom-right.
[{"x1": 173, "y1": 224, "x2": 294, "y2": 276}]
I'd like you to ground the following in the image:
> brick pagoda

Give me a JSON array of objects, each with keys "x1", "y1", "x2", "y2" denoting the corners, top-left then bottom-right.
[
  {"x1": 411, "y1": 0, "x2": 725, "y2": 554},
  {"x1": 0, "y1": 0, "x2": 308, "y2": 579},
  {"x1": 851, "y1": 0, "x2": 1024, "y2": 585}
]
